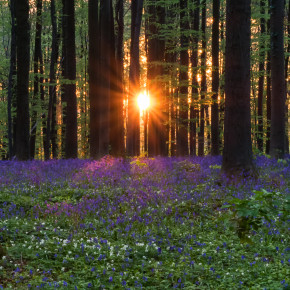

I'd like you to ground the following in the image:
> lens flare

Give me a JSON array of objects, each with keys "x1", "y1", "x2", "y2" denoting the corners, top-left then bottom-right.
[{"x1": 137, "y1": 91, "x2": 150, "y2": 111}]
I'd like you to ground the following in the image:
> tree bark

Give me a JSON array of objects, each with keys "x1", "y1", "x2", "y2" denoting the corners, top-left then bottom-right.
[
  {"x1": 147, "y1": 0, "x2": 166, "y2": 156},
  {"x1": 63, "y1": 0, "x2": 78, "y2": 159},
  {"x1": 7, "y1": 0, "x2": 16, "y2": 160},
  {"x1": 46, "y1": 0, "x2": 59, "y2": 160},
  {"x1": 198, "y1": 0, "x2": 206, "y2": 156},
  {"x1": 222, "y1": 0, "x2": 255, "y2": 176},
  {"x1": 88, "y1": 0, "x2": 100, "y2": 158},
  {"x1": 30, "y1": 0, "x2": 43, "y2": 159},
  {"x1": 110, "y1": 0, "x2": 125, "y2": 156},
  {"x1": 127, "y1": 0, "x2": 143, "y2": 156},
  {"x1": 177, "y1": 0, "x2": 190, "y2": 156},
  {"x1": 269, "y1": 0, "x2": 286, "y2": 158},
  {"x1": 211, "y1": 0, "x2": 220, "y2": 155},
  {"x1": 98, "y1": 0, "x2": 113, "y2": 156},
  {"x1": 257, "y1": 0, "x2": 266, "y2": 152},
  {"x1": 190, "y1": 0, "x2": 200, "y2": 156},
  {"x1": 15, "y1": 0, "x2": 30, "y2": 160}
]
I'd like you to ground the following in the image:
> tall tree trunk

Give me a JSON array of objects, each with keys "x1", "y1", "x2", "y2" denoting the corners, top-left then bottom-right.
[
  {"x1": 99, "y1": 0, "x2": 113, "y2": 156},
  {"x1": 110, "y1": 0, "x2": 125, "y2": 156},
  {"x1": 284, "y1": 0, "x2": 290, "y2": 154},
  {"x1": 222, "y1": 0, "x2": 255, "y2": 175},
  {"x1": 269, "y1": 0, "x2": 286, "y2": 158},
  {"x1": 190, "y1": 0, "x2": 200, "y2": 156},
  {"x1": 7, "y1": 0, "x2": 16, "y2": 160},
  {"x1": 30, "y1": 0, "x2": 43, "y2": 159},
  {"x1": 198, "y1": 0, "x2": 206, "y2": 156},
  {"x1": 110, "y1": 0, "x2": 124, "y2": 156},
  {"x1": 15, "y1": 0, "x2": 30, "y2": 160},
  {"x1": 211, "y1": 0, "x2": 220, "y2": 155},
  {"x1": 177, "y1": 0, "x2": 190, "y2": 156},
  {"x1": 63, "y1": 0, "x2": 78, "y2": 159},
  {"x1": 88, "y1": 0, "x2": 100, "y2": 158},
  {"x1": 61, "y1": 0, "x2": 67, "y2": 157},
  {"x1": 257, "y1": 0, "x2": 266, "y2": 152},
  {"x1": 147, "y1": 0, "x2": 166, "y2": 156},
  {"x1": 266, "y1": 17, "x2": 271, "y2": 154},
  {"x1": 46, "y1": 0, "x2": 59, "y2": 160},
  {"x1": 127, "y1": 0, "x2": 143, "y2": 156}
]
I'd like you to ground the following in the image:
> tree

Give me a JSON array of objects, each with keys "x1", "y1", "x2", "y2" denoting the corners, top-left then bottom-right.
[
  {"x1": 211, "y1": 0, "x2": 220, "y2": 155},
  {"x1": 98, "y1": 0, "x2": 114, "y2": 156},
  {"x1": 127, "y1": 0, "x2": 143, "y2": 156},
  {"x1": 7, "y1": 0, "x2": 16, "y2": 160},
  {"x1": 88, "y1": 0, "x2": 100, "y2": 159},
  {"x1": 190, "y1": 0, "x2": 200, "y2": 156},
  {"x1": 15, "y1": 0, "x2": 30, "y2": 160},
  {"x1": 110, "y1": 0, "x2": 125, "y2": 156},
  {"x1": 257, "y1": 0, "x2": 266, "y2": 152},
  {"x1": 147, "y1": 0, "x2": 166, "y2": 156},
  {"x1": 63, "y1": 0, "x2": 78, "y2": 159},
  {"x1": 222, "y1": 0, "x2": 255, "y2": 175},
  {"x1": 177, "y1": 0, "x2": 190, "y2": 156},
  {"x1": 46, "y1": 0, "x2": 60, "y2": 160},
  {"x1": 30, "y1": 0, "x2": 44, "y2": 159},
  {"x1": 198, "y1": 0, "x2": 206, "y2": 156},
  {"x1": 269, "y1": 0, "x2": 287, "y2": 158}
]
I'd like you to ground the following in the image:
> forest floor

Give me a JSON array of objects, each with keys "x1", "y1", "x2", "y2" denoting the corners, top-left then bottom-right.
[{"x1": 0, "y1": 155, "x2": 289, "y2": 289}]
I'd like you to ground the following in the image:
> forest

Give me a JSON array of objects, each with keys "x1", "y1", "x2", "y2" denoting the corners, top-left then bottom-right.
[{"x1": 0, "y1": 0, "x2": 289, "y2": 288}]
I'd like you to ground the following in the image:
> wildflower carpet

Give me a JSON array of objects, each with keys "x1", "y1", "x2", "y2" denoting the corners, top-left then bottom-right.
[{"x1": 0, "y1": 156, "x2": 289, "y2": 289}]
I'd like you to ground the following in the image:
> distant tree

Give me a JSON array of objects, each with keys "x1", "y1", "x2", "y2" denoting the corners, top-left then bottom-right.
[
  {"x1": 63, "y1": 0, "x2": 78, "y2": 159},
  {"x1": 269, "y1": 0, "x2": 286, "y2": 158},
  {"x1": 127, "y1": 0, "x2": 143, "y2": 156},
  {"x1": 88, "y1": 0, "x2": 100, "y2": 159},
  {"x1": 15, "y1": 0, "x2": 30, "y2": 160},
  {"x1": 222, "y1": 0, "x2": 255, "y2": 175},
  {"x1": 211, "y1": 0, "x2": 220, "y2": 155},
  {"x1": 7, "y1": 0, "x2": 16, "y2": 160},
  {"x1": 177, "y1": 0, "x2": 190, "y2": 156}
]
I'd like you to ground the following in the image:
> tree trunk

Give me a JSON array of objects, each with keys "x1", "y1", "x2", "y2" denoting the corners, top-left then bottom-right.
[
  {"x1": 30, "y1": 0, "x2": 43, "y2": 159},
  {"x1": 46, "y1": 0, "x2": 59, "y2": 160},
  {"x1": 257, "y1": 0, "x2": 266, "y2": 152},
  {"x1": 88, "y1": 0, "x2": 100, "y2": 158},
  {"x1": 7, "y1": 0, "x2": 16, "y2": 160},
  {"x1": 15, "y1": 0, "x2": 30, "y2": 160},
  {"x1": 63, "y1": 0, "x2": 78, "y2": 159},
  {"x1": 211, "y1": 0, "x2": 220, "y2": 155},
  {"x1": 110, "y1": 0, "x2": 125, "y2": 156},
  {"x1": 147, "y1": 0, "x2": 166, "y2": 156},
  {"x1": 99, "y1": 0, "x2": 113, "y2": 156},
  {"x1": 198, "y1": 0, "x2": 206, "y2": 156},
  {"x1": 109, "y1": 0, "x2": 124, "y2": 156},
  {"x1": 266, "y1": 17, "x2": 271, "y2": 154},
  {"x1": 127, "y1": 0, "x2": 143, "y2": 156},
  {"x1": 222, "y1": 0, "x2": 255, "y2": 176},
  {"x1": 177, "y1": 0, "x2": 190, "y2": 156},
  {"x1": 269, "y1": 0, "x2": 286, "y2": 158},
  {"x1": 190, "y1": 0, "x2": 200, "y2": 156}
]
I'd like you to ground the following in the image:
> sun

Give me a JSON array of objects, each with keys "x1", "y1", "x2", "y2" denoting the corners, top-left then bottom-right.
[{"x1": 137, "y1": 91, "x2": 150, "y2": 111}]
